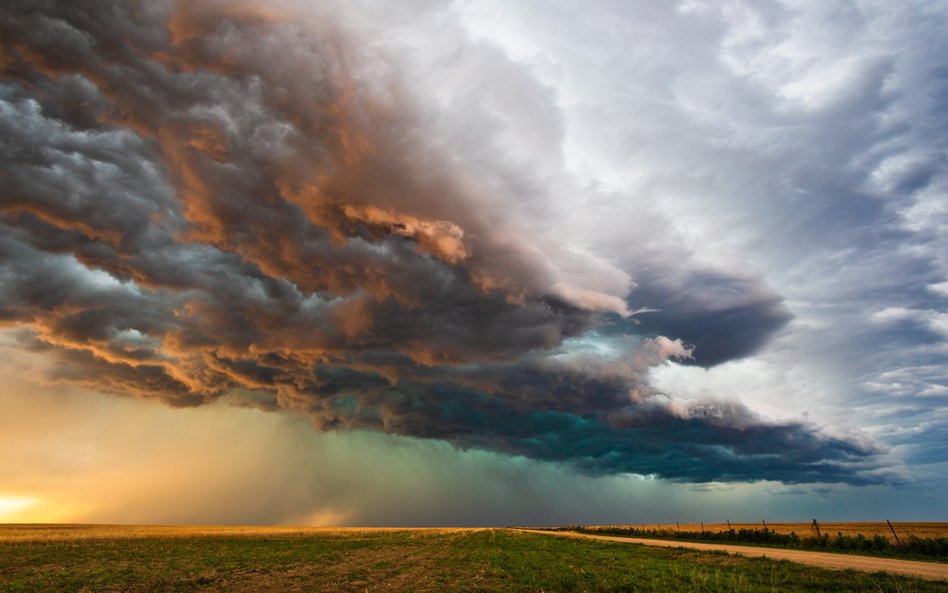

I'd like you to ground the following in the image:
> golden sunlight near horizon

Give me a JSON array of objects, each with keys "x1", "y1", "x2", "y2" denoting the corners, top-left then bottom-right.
[
  {"x1": 0, "y1": 496, "x2": 38, "y2": 521},
  {"x1": 0, "y1": 495, "x2": 87, "y2": 524},
  {"x1": 0, "y1": 494, "x2": 92, "y2": 525}
]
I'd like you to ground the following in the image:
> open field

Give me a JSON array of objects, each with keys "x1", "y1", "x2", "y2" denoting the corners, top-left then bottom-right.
[
  {"x1": 594, "y1": 522, "x2": 948, "y2": 542},
  {"x1": 566, "y1": 523, "x2": 948, "y2": 562},
  {"x1": 0, "y1": 524, "x2": 436, "y2": 542},
  {"x1": 524, "y1": 529, "x2": 948, "y2": 581},
  {"x1": 1, "y1": 525, "x2": 945, "y2": 592}
]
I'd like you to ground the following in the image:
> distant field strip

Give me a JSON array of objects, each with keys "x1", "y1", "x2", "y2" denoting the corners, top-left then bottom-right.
[
  {"x1": 521, "y1": 529, "x2": 948, "y2": 581},
  {"x1": 601, "y1": 522, "x2": 948, "y2": 541}
]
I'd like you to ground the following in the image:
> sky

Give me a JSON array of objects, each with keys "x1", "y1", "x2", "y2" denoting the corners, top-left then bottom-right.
[{"x1": 0, "y1": 0, "x2": 946, "y2": 526}]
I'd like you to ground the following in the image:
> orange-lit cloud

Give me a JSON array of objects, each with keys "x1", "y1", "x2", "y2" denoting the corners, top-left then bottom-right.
[{"x1": 0, "y1": 0, "x2": 882, "y2": 486}]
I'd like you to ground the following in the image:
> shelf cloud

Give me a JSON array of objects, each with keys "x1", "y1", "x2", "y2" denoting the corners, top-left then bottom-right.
[{"x1": 0, "y1": 0, "x2": 912, "y2": 486}]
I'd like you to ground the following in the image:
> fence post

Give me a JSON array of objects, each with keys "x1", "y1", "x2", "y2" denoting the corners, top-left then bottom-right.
[{"x1": 887, "y1": 520, "x2": 903, "y2": 548}]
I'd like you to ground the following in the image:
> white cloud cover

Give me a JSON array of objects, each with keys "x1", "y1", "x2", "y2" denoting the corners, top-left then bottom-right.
[{"x1": 459, "y1": 0, "x2": 948, "y2": 468}]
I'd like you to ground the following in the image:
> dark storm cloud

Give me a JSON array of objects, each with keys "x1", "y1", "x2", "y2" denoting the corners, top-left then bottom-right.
[
  {"x1": 622, "y1": 268, "x2": 792, "y2": 367},
  {"x1": 0, "y1": 0, "x2": 883, "y2": 483},
  {"x1": 265, "y1": 353, "x2": 886, "y2": 483}
]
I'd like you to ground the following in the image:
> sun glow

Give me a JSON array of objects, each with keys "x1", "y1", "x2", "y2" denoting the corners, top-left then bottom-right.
[{"x1": 0, "y1": 496, "x2": 39, "y2": 521}]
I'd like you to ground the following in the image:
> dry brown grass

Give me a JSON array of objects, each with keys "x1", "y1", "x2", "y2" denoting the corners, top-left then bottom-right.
[
  {"x1": 6, "y1": 523, "x2": 946, "y2": 544},
  {"x1": 0, "y1": 524, "x2": 477, "y2": 543},
  {"x1": 594, "y1": 522, "x2": 948, "y2": 543}
]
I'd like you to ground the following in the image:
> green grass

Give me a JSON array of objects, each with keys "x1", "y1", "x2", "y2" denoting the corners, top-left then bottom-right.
[
  {"x1": 566, "y1": 526, "x2": 948, "y2": 563},
  {"x1": 0, "y1": 529, "x2": 943, "y2": 592}
]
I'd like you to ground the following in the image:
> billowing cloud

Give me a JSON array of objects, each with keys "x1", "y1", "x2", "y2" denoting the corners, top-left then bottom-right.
[{"x1": 0, "y1": 0, "x2": 888, "y2": 484}]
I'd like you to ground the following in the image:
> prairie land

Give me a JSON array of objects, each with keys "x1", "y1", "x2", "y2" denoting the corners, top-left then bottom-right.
[
  {"x1": 1, "y1": 524, "x2": 945, "y2": 592},
  {"x1": 604, "y1": 522, "x2": 948, "y2": 542},
  {"x1": 570, "y1": 522, "x2": 948, "y2": 563}
]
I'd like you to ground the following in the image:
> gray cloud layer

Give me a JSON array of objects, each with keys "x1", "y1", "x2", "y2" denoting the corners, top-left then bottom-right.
[
  {"x1": 0, "y1": 0, "x2": 887, "y2": 483},
  {"x1": 482, "y1": 0, "x2": 948, "y2": 484}
]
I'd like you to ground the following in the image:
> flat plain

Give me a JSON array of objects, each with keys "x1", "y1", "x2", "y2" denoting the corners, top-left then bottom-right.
[
  {"x1": 524, "y1": 529, "x2": 948, "y2": 581},
  {"x1": 1, "y1": 524, "x2": 946, "y2": 592},
  {"x1": 600, "y1": 522, "x2": 948, "y2": 542}
]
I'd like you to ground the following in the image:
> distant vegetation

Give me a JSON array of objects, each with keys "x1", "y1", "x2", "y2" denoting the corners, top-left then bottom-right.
[
  {"x1": 563, "y1": 525, "x2": 948, "y2": 562},
  {"x1": 1, "y1": 525, "x2": 944, "y2": 592}
]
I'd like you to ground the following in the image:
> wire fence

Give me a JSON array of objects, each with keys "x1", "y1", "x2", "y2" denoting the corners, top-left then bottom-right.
[{"x1": 554, "y1": 520, "x2": 948, "y2": 560}]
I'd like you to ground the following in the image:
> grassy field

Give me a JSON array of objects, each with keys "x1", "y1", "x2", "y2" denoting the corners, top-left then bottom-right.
[
  {"x1": 1, "y1": 525, "x2": 945, "y2": 592},
  {"x1": 565, "y1": 523, "x2": 948, "y2": 562},
  {"x1": 595, "y1": 522, "x2": 948, "y2": 542}
]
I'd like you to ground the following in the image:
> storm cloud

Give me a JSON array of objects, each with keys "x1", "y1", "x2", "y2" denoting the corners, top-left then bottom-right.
[{"x1": 0, "y1": 0, "x2": 892, "y2": 484}]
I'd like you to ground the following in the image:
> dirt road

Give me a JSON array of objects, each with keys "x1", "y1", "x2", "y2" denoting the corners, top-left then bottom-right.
[{"x1": 518, "y1": 529, "x2": 948, "y2": 581}]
